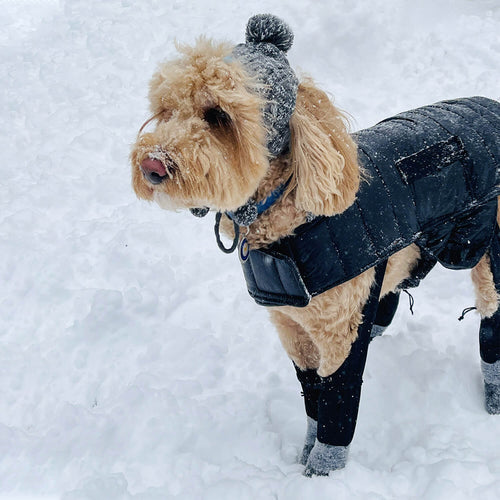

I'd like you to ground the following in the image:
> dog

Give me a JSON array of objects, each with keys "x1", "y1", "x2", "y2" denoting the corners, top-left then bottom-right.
[{"x1": 131, "y1": 14, "x2": 500, "y2": 476}]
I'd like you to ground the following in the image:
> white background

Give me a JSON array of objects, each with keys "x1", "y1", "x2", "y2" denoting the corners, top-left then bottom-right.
[{"x1": 1, "y1": 0, "x2": 499, "y2": 498}]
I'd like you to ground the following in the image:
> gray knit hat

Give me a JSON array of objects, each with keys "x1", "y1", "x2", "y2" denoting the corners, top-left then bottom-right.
[{"x1": 232, "y1": 14, "x2": 299, "y2": 157}]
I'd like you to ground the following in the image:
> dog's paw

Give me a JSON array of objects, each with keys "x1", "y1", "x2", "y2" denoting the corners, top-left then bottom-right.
[
  {"x1": 298, "y1": 417, "x2": 317, "y2": 465},
  {"x1": 299, "y1": 443, "x2": 315, "y2": 466},
  {"x1": 298, "y1": 416, "x2": 317, "y2": 465},
  {"x1": 482, "y1": 360, "x2": 500, "y2": 414},
  {"x1": 484, "y1": 382, "x2": 500, "y2": 414},
  {"x1": 303, "y1": 440, "x2": 348, "y2": 477}
]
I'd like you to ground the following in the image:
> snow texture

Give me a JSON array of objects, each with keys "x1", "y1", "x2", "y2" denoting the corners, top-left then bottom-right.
[{"x1": 1, "y1": 0, "x2": 500, "y2": 499}]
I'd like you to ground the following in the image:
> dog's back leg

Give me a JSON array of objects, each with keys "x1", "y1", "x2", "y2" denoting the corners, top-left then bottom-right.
[
  {"x1": 371, "y1": 291, "x2": 400, "y2": 338},
  {"x1": 477, "y1": 230, "x2": 500, "y2": 414}
]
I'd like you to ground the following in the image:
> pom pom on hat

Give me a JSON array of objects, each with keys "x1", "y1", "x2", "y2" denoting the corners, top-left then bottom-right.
[{"x1": 245, "y1": 14, "x2": 294, "y2": 52}]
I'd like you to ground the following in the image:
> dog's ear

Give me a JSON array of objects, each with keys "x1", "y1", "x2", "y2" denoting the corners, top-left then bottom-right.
[{"x1": 289, "y1": 78, "x2": 360, "y2": 216}]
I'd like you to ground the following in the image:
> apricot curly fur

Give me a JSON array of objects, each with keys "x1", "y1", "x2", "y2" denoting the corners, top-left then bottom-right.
[
  {"x1": 131, "y1": 39, "x2": 270, "y2": 212},
  {"x1": 130, "y1": 39, "x2": 499, "y2": 376}
]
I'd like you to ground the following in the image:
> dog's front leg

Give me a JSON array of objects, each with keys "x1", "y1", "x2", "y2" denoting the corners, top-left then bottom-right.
[
  {"x1": 295, "y1": 268, "x2": 376, "y2": 378},
  {"x1": 270, "y1": 310, "x2": 321, "y2": 464},
  {"x1": 292, "y1": 265, "x2": 386, "y2": 476},
  {"x1": 307, "y1": 264, "x2": 386, "y2": 476},
  {"x1": 305, "y1": 312, "x2": 376, "y2": 476},
  {"x1": 272, "y1": 270, "x2": 373, "y2": 470},
  {"x1": 271, "y1": 303, "x2": 365, "y2": 471}
]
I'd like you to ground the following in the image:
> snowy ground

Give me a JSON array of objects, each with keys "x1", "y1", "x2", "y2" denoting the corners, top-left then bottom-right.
[{"x1": 1, "y1": 0, "x2": 499, "y2": 498}]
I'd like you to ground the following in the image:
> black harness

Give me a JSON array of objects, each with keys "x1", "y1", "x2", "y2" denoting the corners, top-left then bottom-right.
[{"x1": 237, "y1": 97, "x2": 500, "y2": 307}]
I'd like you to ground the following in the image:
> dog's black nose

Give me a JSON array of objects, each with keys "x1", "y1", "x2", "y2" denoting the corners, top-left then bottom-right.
[{"x1": 141, "y1": 158, "x2": 168, "y2": 184}]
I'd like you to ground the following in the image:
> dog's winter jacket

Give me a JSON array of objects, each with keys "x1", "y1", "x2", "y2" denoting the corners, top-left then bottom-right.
[{"x1": 241, "y1": 97, "x2": 500, "y2": 307}]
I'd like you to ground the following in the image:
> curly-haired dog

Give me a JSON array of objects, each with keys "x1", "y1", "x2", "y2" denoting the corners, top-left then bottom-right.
[{"x1": 131, "y1": 14, "x2": 500, "y2": 476}]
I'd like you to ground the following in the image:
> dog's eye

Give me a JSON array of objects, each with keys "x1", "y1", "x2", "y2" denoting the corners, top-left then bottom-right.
[
  {"x1": 161, "y1": 109, "x2": 173, "y2": 121},
  {"x1": 203, "y1": 107, "x2": 231, "y2": 128}
]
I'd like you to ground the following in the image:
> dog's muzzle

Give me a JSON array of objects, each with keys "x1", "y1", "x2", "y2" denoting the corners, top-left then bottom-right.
[{"x1": 140, "y1": 155, "x2": 177, "y2": 185}]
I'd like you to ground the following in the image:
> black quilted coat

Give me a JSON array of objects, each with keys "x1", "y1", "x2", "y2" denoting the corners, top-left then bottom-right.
[{"x1": 241, "y1": 97, "x2": 500, "y2": 307}]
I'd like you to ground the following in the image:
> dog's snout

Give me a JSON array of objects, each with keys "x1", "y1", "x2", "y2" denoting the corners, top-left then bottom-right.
[{"x1": 140, "y1": 158, "x2": 168, "y2": 185}]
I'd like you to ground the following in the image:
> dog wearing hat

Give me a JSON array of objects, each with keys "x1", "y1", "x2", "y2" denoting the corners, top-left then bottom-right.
[{"x1": 131, "y1": 14, "x2": 500, "y2": 476}]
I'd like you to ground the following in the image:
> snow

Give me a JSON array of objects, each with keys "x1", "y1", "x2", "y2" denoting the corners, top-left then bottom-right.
[{"x1": 1, "y1": 0, "x2": 499, "y2": 498}]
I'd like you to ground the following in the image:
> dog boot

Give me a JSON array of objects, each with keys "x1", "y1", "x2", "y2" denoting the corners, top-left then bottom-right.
[
  {"x1": 294, "y1": 365, "x2": 321, "y2": 464},
  {"x1": 482, "y1": 360, "x2": 500, "y2": 414},
  {"x1": 299, "y1": 416, "x2": 318, "y2": 465},
  {"x1": 371, "y1": 291, "x2": 400, "y2": 338},
  {"x1": 479, "y1": 304, "x2": 500, "y2": 414},
  {"x1": 303, "y1": 440, "x2": 348, "y2": 477},
  {"x1": 303, "y1": 366, "x2": 362, "y2": 476}
]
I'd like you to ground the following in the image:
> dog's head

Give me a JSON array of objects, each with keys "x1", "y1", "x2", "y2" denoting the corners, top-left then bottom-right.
[{"x1": 131, "y1": 14, "x2": 359, "y2": 216}]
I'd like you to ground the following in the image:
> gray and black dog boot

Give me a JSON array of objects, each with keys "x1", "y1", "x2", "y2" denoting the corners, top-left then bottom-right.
[
  {"x1": 299, "y1": 416, "x2": 318, "y2": 466},
  {"x1": 303, "y1": 440, "x2": 348, "y2": 477},
  {"x1": 371, "y1": 291, "x2": 400, "y2": 338},
  {"x1": 294, "y1": 364, "x2": 321, "y2": 465},
  {"x1": 482, "y1": 359, "x2": 500, "y2": 414},
  {"x1": 301, "y1": 335, "x2": 367, "y2": 476},
  {"x1": 479, "y1": 304, "x2": 500, "y2": 414}
]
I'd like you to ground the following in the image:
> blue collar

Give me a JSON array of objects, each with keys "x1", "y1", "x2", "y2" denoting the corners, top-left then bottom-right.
[
  {"x1": 256, "y1": 177, "x2": 292, "y2": 214},
  {"x1": 227, "y1": 177, "x2": 292, "y2": 226}
]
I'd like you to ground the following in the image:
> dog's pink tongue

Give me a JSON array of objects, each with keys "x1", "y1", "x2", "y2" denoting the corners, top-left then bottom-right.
[{"x1": 141, "y1": 158, "x2": 167, "y2": 177}]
